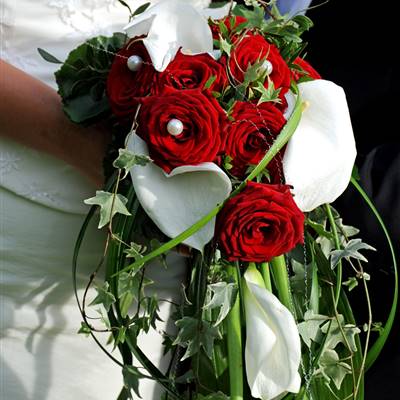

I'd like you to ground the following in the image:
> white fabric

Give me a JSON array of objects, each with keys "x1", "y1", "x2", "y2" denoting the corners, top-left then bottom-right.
[{"x1": 0, "y1": 1, "x2": 186, "y2": 399}]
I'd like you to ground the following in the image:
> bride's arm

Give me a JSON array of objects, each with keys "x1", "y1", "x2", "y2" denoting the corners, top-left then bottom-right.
[{"x1": 0, "y1": 60, "x2": 110, "y2": 185}]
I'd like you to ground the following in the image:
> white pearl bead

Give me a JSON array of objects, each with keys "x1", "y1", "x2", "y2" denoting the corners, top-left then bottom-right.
[
  {"x1": 126, "y1": 55, "x2": 143, "y2": 72},
  {"x1": 260, "y1": 60, "x2": 273, "y2": 75},
  {"x1": 167, "y1": 119, "x2": 184, "y2": 136}
]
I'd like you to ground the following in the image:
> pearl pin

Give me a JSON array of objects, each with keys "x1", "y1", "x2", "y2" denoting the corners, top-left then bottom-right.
[
  {"x1": 260, "y1": 60, "x2": 273, "y2": 75},
  {"x1": 167, "y1": 119, "x2": 184, "y2": 136},
  {"x1": 127, "y1": 55, "x2": 143, "y2": 72}
]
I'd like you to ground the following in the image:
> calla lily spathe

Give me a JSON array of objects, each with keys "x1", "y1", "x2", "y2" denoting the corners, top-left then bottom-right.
[
  {"x1": 124, "y1": 0, "x2": 231, "y2": 71},
  {"x1": 243, "y1": 266, "x2": 301, "y2": 400},
  {"x1": 127, "y1": 134, "x2": 232, "y2": 252},
  {"x1": 283, "y1": 80, "x2": 357, "y2": 212}
]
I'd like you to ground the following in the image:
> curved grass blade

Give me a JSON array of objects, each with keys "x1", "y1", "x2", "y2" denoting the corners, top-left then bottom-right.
[{"x1": 350, "y1": 177, "x2": 398, "y2": 371}]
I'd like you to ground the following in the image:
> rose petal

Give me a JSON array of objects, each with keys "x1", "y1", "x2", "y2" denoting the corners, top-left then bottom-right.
[
  {"x1": 127, "y1": 134, "x2": 232, "y2": 251},
  {"x1": 124, "y1": 0, "x2": 214, "y2": 71},
  {"x1": 283, "y1": 80, "x2": 357, "y2": 212},
  {"x1": 244, "y1": 266, "x2": 301, "y2": 399}
]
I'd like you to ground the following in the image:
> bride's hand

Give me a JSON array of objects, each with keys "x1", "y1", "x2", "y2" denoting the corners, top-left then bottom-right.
[{"x1": 0, "y1": 60, "x2": 110, "y2": 186}]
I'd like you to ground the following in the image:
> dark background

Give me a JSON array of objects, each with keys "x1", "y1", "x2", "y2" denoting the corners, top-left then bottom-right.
[
  {"x1": 233, "y1": 0, "x2": 400, "y2": 397},
  {"x1": 305, "y1": 2, "x2": 399, "y2": 399}
]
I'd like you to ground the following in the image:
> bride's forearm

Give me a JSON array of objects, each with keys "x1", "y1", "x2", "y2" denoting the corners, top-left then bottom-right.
[{"x1": 0, "y1": 60, "x2": 109, "y2": 185}]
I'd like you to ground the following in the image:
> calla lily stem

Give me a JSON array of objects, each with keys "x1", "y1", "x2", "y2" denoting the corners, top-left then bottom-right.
[
  {"x1": 260, "y1": 262, "x2": 272, "y2": 292},
  {"x1": 226, "y1": 263, "x2": 244, "y2": 400},
  {"x1": 271, "y1": 255, "x2": 295, "y2": 314}
]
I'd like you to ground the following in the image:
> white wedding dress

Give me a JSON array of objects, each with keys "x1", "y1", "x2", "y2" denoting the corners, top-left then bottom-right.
[{"x1": 0, "y1": 1, "x2": 186, "y2": 399}]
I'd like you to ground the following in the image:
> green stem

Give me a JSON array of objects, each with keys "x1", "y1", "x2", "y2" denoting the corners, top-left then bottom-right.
[
  {"x1": 226, "y1": 264, "x2": 243, "y2": 400},
  {"x1": 271, "y1": 255, "x2": 294, "y2": 313},
  {"x1": 260, "y1": 262, "x2": 272, "y2": 292},
  {"x1": 325, "y1": 203, "x2": 342, "y2": 308}
]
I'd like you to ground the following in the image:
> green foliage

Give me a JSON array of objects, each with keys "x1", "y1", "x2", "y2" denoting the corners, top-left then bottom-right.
[
  {"x1": 84, "y1": 190, "x2": 131, "y2": 228},
  {"x1": 253, "y1": 79, "x2": 282, "y2": 105},
  {"x1": 122, "y1": 365, "x2": 143, "y2": 398},
  {"x1": 174, "y1": 316, "x2": 221, "y2": 361},
  {"x1": 55, "y1": 33, "x2": 126, "y2": 123},
  {"x1": 37, "y1": 48, "x2": 62, "y2": 64},
  {"x1": 330, "y1": 238, "x2": 376, "y2": 269},
  {"x1": 113, "y1": 149, "x2": 152, "y2": 179},
  {"x1": 90, "y1": 282, "x2": 116, "y2": 312},
  {"x1": 132, "y1": 2, "x2": 151, "y2": 17},
  {"x1": 298, "y1": 310, "x2": 329, "y2": 348},
  {"x1": 77, "y1": 321, "x2": 92, "y2": 336},
  {"x1": 203, "y1": 282, "x2": 238, "y2": 326}
]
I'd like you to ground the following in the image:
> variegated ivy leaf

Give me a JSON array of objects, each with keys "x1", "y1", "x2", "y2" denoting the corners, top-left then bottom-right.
[
  {"x1": 320, "y1": 314, "x2": 361, "y2": 352},
  {"x1": 122, "y1": 365, "x2": 143, "y2": 398},
  {"x1": 84, "y1": 190, "x2": 131, "y2": 228},
  {"x1": 113, "y1": 148, "x2": 152, "y2": 178},
  {"x1": 174, "y1": 316, "x2": 221, "y2": 361},
  {"x1": 254, "y1": 80, "x2": 282, "y2": 105},
  {"x1": 315, "y1": 349, "x2": 352, "y2": 390},
  {"x1": 89, "y1": 282, "x2": 116, "y2": 312},
  {"x1": 297, "y1": 310, "x2": 329, "y2": 348},
  {"x1": 330, "y1": 238, "x2": 376, "y2": 269},
  {"x1": 203, "y1": 282, "x2": 238, "y2": 326}
]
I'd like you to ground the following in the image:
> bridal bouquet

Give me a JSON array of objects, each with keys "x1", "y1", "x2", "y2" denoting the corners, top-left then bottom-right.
[{"x1": 40, "y1": 0, "x2": 397, "y2": 399}]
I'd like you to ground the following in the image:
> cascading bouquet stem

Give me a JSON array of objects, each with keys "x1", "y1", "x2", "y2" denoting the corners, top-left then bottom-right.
[{"x1": 42, "y1": 1, "x2": 398, "y2": 399}]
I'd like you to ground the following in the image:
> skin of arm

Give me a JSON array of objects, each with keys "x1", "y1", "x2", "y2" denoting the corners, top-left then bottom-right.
[{"x1": 0, "y1": 59, "x2": 110, "y2": 185}]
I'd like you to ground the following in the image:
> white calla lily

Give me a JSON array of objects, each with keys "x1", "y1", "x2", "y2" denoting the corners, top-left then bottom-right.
[
  {"x1": 243, "y1": 266, "x2": 301, "y2": 400},
  {"x1": 124, "y1": 0, "x2": 230, "y2": 71},
  {"x1": 283, "y1": 80, "x2": 357, "y2": 212},
  {"x1": 127, "y1": 134, "x2": 232, "y2": 252}
]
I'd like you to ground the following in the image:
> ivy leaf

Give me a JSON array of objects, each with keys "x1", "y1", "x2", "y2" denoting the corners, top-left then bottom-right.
[
  {"x1": 254, "y1": 80, "x2": 282, "y2": 105},
  {"x1": 219, "y1": 36, "x2": 232, "y2": 56},
  {"x1": 77, "y1": 321, "x2": 92, "y2": 336},
  {"x1": 122, "y1": 365, "x2": 143, "y2": 398},
  {"x1": 113, "y1": 148, "x2": 152, "y2": 178},
  {"x1": 343, "y1": 277, "x2": 358, "y2": 291},
  {"x1": 321, "y1": 314, "x2": 361, "y2": 352},
  {"x1": 203, "y1": 282, "x2": 238, "y2": 326},
  {"x1": 174, "y1": 317, "x2": 221, "y2": 361},
  {"x1": 90, "y1": 282, "x2": 116, "y2": 312},
  {"x1": 84, "y1": 190, "x2": 131, "y2": 228},
  {"x1": 316, "y1": 349, "x2": 352, "y2": 390},
  {"x1": 234, "y1": 4, "x2": 265, "y2": 29},
  {"x1": 297, "y1": 310, "x2": 329, "y2": 348},
  {"x1": 330, "y1": 238, "x2": 376, "y2": 269},
  {"x1": 124, "y1": 242, "x2": 147, "y2": 260}
]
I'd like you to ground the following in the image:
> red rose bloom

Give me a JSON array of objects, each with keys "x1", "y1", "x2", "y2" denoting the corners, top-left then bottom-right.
[
  {"x1": 216, "y1": 182, "x2": 304, "y2": 262},
  {"x1": 154, "y1": 51, "x2": 228, "y2": 93},
  {"x1": 229, "y1": 34, "x2": 291, "y2": 96},
  {"x1": 223, "y1": 101, "x2": 286, "y2": 181},
  {"x1": 210, "y1": 15, "x2": 248, "y2": 40},
  {"x1": 292, "y1": 57, "x2": 321, "y2": 81},
  {"x1": 107, "y1": 39, "x2": 156, "y2": 118},
  {"x1": 137, "y1": 88, "x2": 226, "y2": 173}
]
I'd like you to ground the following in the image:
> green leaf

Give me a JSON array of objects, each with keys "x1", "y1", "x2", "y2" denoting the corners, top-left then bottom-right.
[
  {"x1": 330, "y1": 238, "x2": 376, "y2": 269},
  {"x1": 254, "y1": 80, "x2": 282, "y2": 105},
  {"x1": 203, "y1": 282, "x2": 238, "y2": 326},
  {"x1": 90, "y1": 282, "x2": 116, "y2": 312},
  {"x1": 343, "y1": 277, "x2": 358, "y2": 291},
  {"x1": 122, "y1": 365, "x2": 142, "y2": 398},
  {"x1": 37, "y1": 48, "x2": 63, "y2": 64},
  {"x1": 316, "y1": 349, "x2": 352, "y2": 390},
  {"x1": 84, "y1": 190, "x2": 131, "y2": 228},
  {"x1": 203, "y1": 75, "x2": 217, "y2": 90},
  {"x1": 117, "y1": 0, "x2": 132, "y2": 15},
  {"x1": 132, "y1": 2, "x2": 150, "y2": 17},
  {"x1": 174, "y1": 317, "x2": 221, "y2": 361},
  {"x1": 124, "y1": 242, "x2": 146, "y2": 260},
  {"x1": 297, "y1": 310, "x2": 329, "y2": 348},
  {"x1": 219, "y1": 36, "x2": 232, "y2": 55},
  {"x1": 320, "y1": 315, "x2": 361, "y2": 352},
  {"x1": 77, "y1": 321, "x2": 92, "y2": 336},
  {"x1": 234, "y1": 3, "x2": 265, "y2": 29},
  {"x1": 196, "y1": 393, "x2": 229, "y2": 400},
  {"x1": 113, "y1": 148, "x2": 152, "y2": 178}
]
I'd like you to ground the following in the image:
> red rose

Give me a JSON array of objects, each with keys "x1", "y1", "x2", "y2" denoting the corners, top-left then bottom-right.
[
  {"x1": 137, "y1": 89, "x2": 225, "y2": 173},
  {"x1": 107, "y1": 39, "x2": 156, "y2": 118},
  {"x1": 216, "y1": 182, "x2": 304, "y2": 262},
  {"x1": 223, "y1": 101, "x2": 286, "y2": 181},
  {"x1": 210, "y1": 15, "x2": 248, "y2": 40},
  {"x1": 229, "y1": 34, "x2": 291, "y2": 96},
  {"x1": 154, "y1": 51, "x2": 228, "y2": 93},
  {"x1": 292, "y1": 57, "x2": 321, "y2": 81}
]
